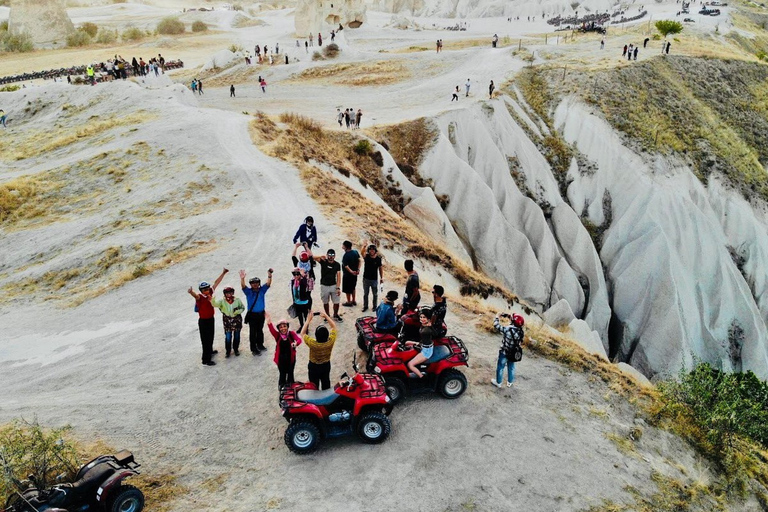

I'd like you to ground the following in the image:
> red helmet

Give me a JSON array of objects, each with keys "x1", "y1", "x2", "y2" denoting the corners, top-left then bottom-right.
[
  {"x1": 512, "y1": 314, "x2": 525, "y2": 327},
  {"x1": 300, "y1": 252, "x2": 310, "y2": 262}
]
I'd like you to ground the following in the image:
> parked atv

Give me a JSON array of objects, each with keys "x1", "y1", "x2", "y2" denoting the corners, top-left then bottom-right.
[
  {"x1": 279, "y1": 355, "x2": 393, "y2": 454},
  {"x1": 2, "y1": 451, "x2": 144, "y2": 512},
  {"x1": 367, "y1": 336, "x2": 469, "y2": 404},
  {"x1": 356, "y1": 311, "x2": 447, "y2": 352}
]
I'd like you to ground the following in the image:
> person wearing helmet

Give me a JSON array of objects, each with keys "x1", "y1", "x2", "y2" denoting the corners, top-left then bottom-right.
[
  {"x1": 292, "y1": 215, "x2": 318, "y2": 248},
  {"x1": 491, "y1": 312, "x2": 525, "y2": 388},
  {"x1": 292, "y1": 242, "x2": 315, "y2": 289},
  {"x1": 299, "y1": 310, "x2": 338, "y2": 389},
  {"x1": 212, "y1": 287, "x2": 245, "y2": 357},
  {"x1": 266, "y1": 312, "x2": 303, "y2": 389},
  {"x1": 187, "y1": 268, "x2": 228, "y2": 366},
  {"x1": 239, "y1": 268, "x2": 273, "y2": 355},
  {"x1": 402, "y1": 307, "x2": 434, "y2": 378}
]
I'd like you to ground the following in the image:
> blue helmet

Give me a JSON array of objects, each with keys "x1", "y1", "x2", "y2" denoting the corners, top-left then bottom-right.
[{"x1": 199, "y1": 281, "x2": 211, "y2": 290}]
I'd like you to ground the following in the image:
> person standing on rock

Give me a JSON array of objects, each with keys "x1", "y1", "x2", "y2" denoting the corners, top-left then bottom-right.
[
  {"x1": 309, "y1": 33, "x2": 313, "y2": 47},
  {"x1": 665, "y1": 41, "x2": 671, "y2": 54},
  {"x1": 341, "y1": 241, "x2": 361, "y2": 308},
  {"x1": 452, "y1": 86, "x2": 459, "y2": 101},
  {"x1": 187, "y1": 268, "x2": 228, "y2": 366},
  {"x1": 436, "y1": 39, "x2": 440, "y2": 53},
  {"x1": 230, "y1": 84, "x2": 236, "y2": 97},
  {"x1": 402, "y1": 259, "x2": 420, "y2": 314},
  {"x1": 318, "y1": 33, "x2": 323, "y2": 46},
  {"x1": 491, "y1": 312, "x2": 524, "y2": 388},
  {"x1": 266, "y1": 312, "x2": 302, "y2": 389},
  {"x1": 315, "y1": 249, "x2": 343, "y2": 322},
  {"x1": 305, "y1": 40, "x2": 309, "y2": 53},
  {"x1": 293, "y1": 215, "x2": 318, "y2": 247},
  {"x1": 331, "y1": 29, "x2": 336, "y2": 41},
  {"x1": 240, "y1": 268, "x2": 272, "y2": 355},
  {"x1": 300, "y1": 310, "x2": 337, "y2": 390},
  {"x1": 361, "y1": 244, "x2": 383, "y2": 312},
  {"x1": 489, "y1": 80, "x2": 495, "y2": 99},
  {"x1": 212, "y1": 287, "x2": 245, "y2": 358}
]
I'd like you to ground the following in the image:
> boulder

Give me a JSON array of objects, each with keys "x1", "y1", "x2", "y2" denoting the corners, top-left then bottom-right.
[
  {"x1": 567, "y1": 319, "x2": 608, "y2": 360},
  {"x1": 617, "y1": 363, "x2": 653, "y2": 388},
  {"x1": 542, "y1": 299, "x2": 575, "y2": 328}
]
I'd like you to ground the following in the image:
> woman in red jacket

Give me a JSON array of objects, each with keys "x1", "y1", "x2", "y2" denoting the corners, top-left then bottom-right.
[{"x1": 266, "y1": 312, "x2": 303, "y2": 389}]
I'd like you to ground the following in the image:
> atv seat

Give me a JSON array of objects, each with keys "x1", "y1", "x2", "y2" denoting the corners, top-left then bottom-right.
[
  {"x1": 297, "y1": 388, "x2": 339, "y2": 406},
  {"x1": 70, "y1": 463, "x2": 115, "y2": 494},
  {"x1": 426, "y1": 345, "x2": 451, "y2": 364}
]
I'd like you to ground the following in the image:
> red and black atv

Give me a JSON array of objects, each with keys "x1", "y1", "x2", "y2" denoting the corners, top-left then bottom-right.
[
  {"x1": 279, "y1": 355, "x2": 393, "y2": 454},
  {"x1": 367, "y1": 336, "x2": 469, "y2": 404},
  {"x1": 355, "y1": 309, "x2": 447, "y2": 353},
  {"x1": 2, "y1": 451, "x2": 144, "y2": 512}
]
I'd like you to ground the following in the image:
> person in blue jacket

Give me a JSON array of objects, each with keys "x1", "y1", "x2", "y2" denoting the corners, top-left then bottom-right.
[
  {"x1": 292, "y1": 216, "x2": 318, "y2": 248},
  {"x1": 375, "y1": 290, "x2": 399, "y2": 334}
]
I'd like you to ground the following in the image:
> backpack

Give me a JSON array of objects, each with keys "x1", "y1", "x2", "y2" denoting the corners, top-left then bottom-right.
[{"x1": 506, "y1": 344, "x2": 523, "y2": 363}]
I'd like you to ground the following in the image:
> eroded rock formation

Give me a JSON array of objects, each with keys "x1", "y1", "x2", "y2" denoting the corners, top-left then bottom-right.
[
  {"x1": 295, "y1": 0, "x2": 366, "y2": 36},
  {"x1": 9, "y1": 0, "x2": 74, "y2": 47}
]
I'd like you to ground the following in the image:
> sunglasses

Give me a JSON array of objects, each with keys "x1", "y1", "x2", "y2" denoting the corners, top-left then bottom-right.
[{"x1": 292, "y1": 272, "x2": 300, "y2": 276}]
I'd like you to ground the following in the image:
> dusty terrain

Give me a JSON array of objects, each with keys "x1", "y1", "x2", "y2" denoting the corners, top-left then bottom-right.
[{"x1": 2, "y1": 0, "x2": 768, "y2": 510}]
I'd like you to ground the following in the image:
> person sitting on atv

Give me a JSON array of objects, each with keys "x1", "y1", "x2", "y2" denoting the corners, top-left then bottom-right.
[
  {"x1": 375, "y1": 290, "x2": 399, "y2": 334},
  {"x1": 430, "y1": 285, "x2": 448, "y2": 339},
  {"x1": 402, "y1": 307, "x2": 434, "y2": 378}
]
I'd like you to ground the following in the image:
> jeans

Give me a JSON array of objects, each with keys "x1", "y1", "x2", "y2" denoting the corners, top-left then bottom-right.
[
  {"x1": 224, "y1": 330, "x2": 241, "y2": 354},
  {"x1": 246, "y1": 311, "x2": 265, "y2": 352},
  {"x1": 308, "y1": 361, "x2": 331, "y2": 390},
  {"x1": 363, "y1": 278, "x2": 378, "y2": 309},
  {"x1": 198, "y1": 318, "x2": 215, "y2": 363},
  {"x1": 496, "y1": 350, "x2": 515, "y2": 384}
]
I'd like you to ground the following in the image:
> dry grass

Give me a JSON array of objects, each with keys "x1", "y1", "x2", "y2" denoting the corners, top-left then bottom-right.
[
  {"x1": 0, "y1": 112, "x2": 151, "y2": 161},
  {"x1": 388, "y1": 37, "x2": 513, "y2": 53},
  {"x1": 291, "y1": 60, "x2": 410, "y2": 86}
]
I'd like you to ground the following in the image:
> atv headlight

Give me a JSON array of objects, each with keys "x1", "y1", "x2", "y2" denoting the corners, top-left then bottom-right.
[{"x1": 374, "y1": 365, "x2": 382, "y2": 374}]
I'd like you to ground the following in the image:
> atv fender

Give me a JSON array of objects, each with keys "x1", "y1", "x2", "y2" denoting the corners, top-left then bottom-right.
[
  {"x1": 286, "y1": 414, "x2": 327, "y2": 436},
  {"x1": 96, "y1": 470, "x2": 136, "y2": 504}
]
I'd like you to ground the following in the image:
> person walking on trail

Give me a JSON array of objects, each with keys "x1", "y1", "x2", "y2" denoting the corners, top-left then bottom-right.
[
  {"x1": 665, "y1": 41, "x2": 671, "y2": 55},
  {"x1": 633, "y1": 46, "x2": 638, "y2": 60},
  {"x1": 260, "y1": 77, "x2": 267, "y2": 93},
  {"x1": 0, "y1": 110, "x2": 6, "y2": 128},
  {"x1": 300, "y1": 310, "x2": 337, "y2": 390},
  {"x1": 197, "y1": 79, "x2": 204, "y2": 95},
  {"x1": 622, "y1": 44, "x2": 628, "y2": 57},
  {"x1": 355, "y1": 108, "x2": 362, "y2": 129},
  {"x1": 451, "y1": 85, "x2": 459, "y2": 102},
  {"x1": 212, "y1": 287, "x2": 245, "y2": 358},
  {"x1": 341, "y1": 241, "x2": 361, "y2": 308},
  {"x1": 491, "y1": 312, "x2": 525, "y2": 388},
  {"x1": 230, "y1": 84, "x2": 236, "y2": 97},
  {"x1": 266, "y1": 313, "x2": 302, "y2": 389},
  {"x1": 187, "y1": 268, "x2": 228, "y2": 366},
  {"x1": 489, "y1": 80, "x2": 495, "y2": 99},
  {"x1": 375, "y1": 291, "x2": 399, "y2": 334},
  {"x1": 344, "y1": 108, "x2": 351, "y2": 128},
  {"x1": 337, "y1": 108, "x2": 343, "y2": 127},
  {"x1": 290, "y1": 267, "x2": 312, "y2": 330},
  {"x1": 465, "y1": 78, "x2": 471, "y2": 97},
  {"x1": 361, "y1": 244, "x2": 383, "y2": 312},
  {"x1": 492, "y1": 33, "x2": 499, "y2": 48},
  {"x1": 600, "y1": 37, "x2": 605, "y2": 49},
  {"x1": 293, "y1": 215, "x2": 318, "y2": 247},
  {"x1": 436, "y1": 39, "x2": 440, "y2": 53},
  {"x1": 643, "y1": 37, "x2": 649, "y2": 48},
  {"x1": 315, "y1": 249, "x2": 343, "y2": 322},
  {"x1": 318, "y1": 33, "x2": 323, "y2": 46},
  {"x1": 86, "y1": 65, "x2": 95, "y2": 85},
  {"x1": 240, "y1": 268, "x2": 272, "y2": 355},
  {"x1": 305, "y1": 40, "x2": 309, "y2": 53},
  {"x1": 402, "y1": 259, "x2": 420, "y2": 314}
]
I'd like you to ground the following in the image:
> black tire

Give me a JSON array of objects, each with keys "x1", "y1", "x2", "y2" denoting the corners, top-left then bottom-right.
[
  {"x1": 357, "y1": 332, "x2": 367, "y2": 352},
  {"x1": 384, "y1": 377, "x2": 407, "y2": 405},
  {"x1": 285, "y1": 420, "x2": 321, "y2": 454},
  {"x1": 356, "y1": 412, "x2": 391, "y2": 444},
  {"x1": 108, "y1": 484, "x2": 144, "y2": 512},
  {"x1": 438, "y1": 369, "x2": 467, "y2": 399}
]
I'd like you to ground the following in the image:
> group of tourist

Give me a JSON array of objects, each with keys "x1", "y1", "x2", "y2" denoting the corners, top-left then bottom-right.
[
  {"x1": 336, "y1": 108, "x2": 363, "y2": 129},
  {"x1": 452, "y1": 79, "x2": 494, "y2": 101},
  {"x1": 188, "y1": 216, "x2": 524, "y2": 390}
]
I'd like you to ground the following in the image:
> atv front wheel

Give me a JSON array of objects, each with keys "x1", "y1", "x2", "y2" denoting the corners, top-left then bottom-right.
[
  {"x1": 108, "y1": 484, "x2": 144, "y2": 512},
  {"x1": 357, "y1": 412, "x2": 391, "y2": 444},
  {"x1": 357, "y1": 332, "x2": 367, "y2": 352},
  {"x1": 438, "y1": 369, "x2": 468, "y2": 399},
  {"x1": 285, "y1": 420, "x2": 321, "y2": 454},
  {"x1": 384, "y1": 377, "x2": 406, "y2": 405}
]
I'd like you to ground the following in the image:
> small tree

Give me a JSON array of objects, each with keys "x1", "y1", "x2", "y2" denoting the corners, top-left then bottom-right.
[
  {"x1": 96, "y1": 29, "x2": 118, "y2": 44},
  {"x1": 191, "y1": 20, "x2": 208, "y2": 32},
  {"x1": 122, "y1": 27, "x2": 146, "y2": 42},
  {"x1": 79, "y1": 22, "x2": 98, "y2": 38},
  {"x1": 156, "y1": 17, "x2": 185, "y2": 35},
  {"x1": 2, "y1": 32, "x2": 34, "y2": 52},
  {"x1": 655, "y1": 20, "x2": 683, "y2": 39},
  {"x1": 66, "y1": 31, "x2": 92, "y2": 47}
]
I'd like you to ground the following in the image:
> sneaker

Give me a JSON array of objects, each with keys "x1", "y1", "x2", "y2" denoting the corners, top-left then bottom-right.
[
  {"x1": 203, "y1": 361, "x2": 216, "y2": 366},
  {"x1": 225, "y1": 352, "x2": 231, "y2": 358},
  {"x1": 362, "y1": 307, "x2": 368, "y2": 312},
  {"x1": 234, "y1": 350, "x2": 240, "y2": 356},
  {"x1": 333, "y1": 315, "x2": 344, "y2": 322},
  {"x1": 491, "y1": 379, "x2": 502, "y2": 388},
  {"x1": 342, "y1": 302, "x2": 354, "y2": 307},
  {"x1": 507, "y1": 381, "x2": 514, "y2": 388},
  {"x1": 257, "y1": 345, "x2": 267, "y2": 352}
]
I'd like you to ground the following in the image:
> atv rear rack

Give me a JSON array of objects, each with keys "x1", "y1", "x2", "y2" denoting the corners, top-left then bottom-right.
[
  {"x1": 444, "y1": 336, "x2": 469, "y2": 364},
  {"x1": 280, "y1": 382, "x2": 309, "y2": 408}
]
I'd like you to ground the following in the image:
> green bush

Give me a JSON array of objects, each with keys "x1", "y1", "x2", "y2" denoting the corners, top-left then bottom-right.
[
  {"x1": 323, "y1": 43, "x2": 340, "y2": 58},
  {"x1": 655, "y1": 20, "x2": 684, "y2": 38},
  {"x1": 0, "y1": 420, "x2": 80, "y2": 503},
  {"x1": 353, "y1": 139, "x2": 372, "y2": 155},
  {"x1": 96, "y1": 29, "x2": 118, "y2": 44},
  {"x1": 156, "y1": 17, "x2": 185, "y2": 35},
  {"x1": 0, "y1": 85, "x2": 20, "y2": 92},
  {"x1": 79, "y1": 22, "x2": 98, "y2": 38},
  {"x1": 228, "y1": 43, "x2": 243, "y2": 53},
  {"x1": 0, "y1": 20, "x2": 8, "y2": 32},
  {"x1": 66, "y1": 30, "x2": 92, "y2": 47},
  {"x1": 2, "y1": 31, "x2": 34, "y2": 52},
  {"x1": 191, "y1": 20, "x2": 208, "y2": 32},
  {"x1": 121, "y1": 27, "x2": 146, "y2": 42}
]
